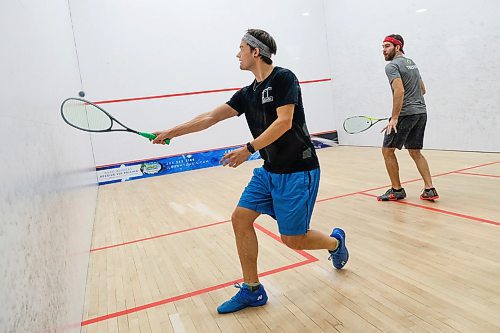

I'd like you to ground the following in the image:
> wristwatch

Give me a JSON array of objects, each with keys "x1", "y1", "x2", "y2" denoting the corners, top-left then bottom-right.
[{"x1": 246, "y1": 142, "x2": 256, "y2": 154}]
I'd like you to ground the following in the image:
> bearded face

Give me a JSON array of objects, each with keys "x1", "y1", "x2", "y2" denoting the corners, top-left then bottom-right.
[{"x1": 383, "y1": 42, "x2": 398, "y2": 61}]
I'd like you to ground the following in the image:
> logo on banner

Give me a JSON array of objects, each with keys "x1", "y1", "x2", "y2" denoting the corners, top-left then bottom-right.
[{"x1": 140, "y1": 162, "x2": 162, "y2": 175}]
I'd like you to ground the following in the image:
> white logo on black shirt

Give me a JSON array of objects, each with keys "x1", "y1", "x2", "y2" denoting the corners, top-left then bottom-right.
[{"x1": 262, "y1": 87, "x2": 273, "y2": 104}]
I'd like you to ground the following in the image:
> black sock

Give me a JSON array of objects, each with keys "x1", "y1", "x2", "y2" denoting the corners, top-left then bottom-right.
[
  {"x1": 424, "y1": 188, "x2": 435, "y2": 192},
  {"x1": 246, "y1": 283, "x2": 260, "y2": 292},
  {"x1": 392, "y1": 187, "x2": 403, "y2": 192}
]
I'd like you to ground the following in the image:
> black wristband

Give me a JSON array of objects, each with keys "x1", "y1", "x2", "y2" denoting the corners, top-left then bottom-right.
[{"x1": 246, "y1": 142, "x2": 256, "y2": 154}]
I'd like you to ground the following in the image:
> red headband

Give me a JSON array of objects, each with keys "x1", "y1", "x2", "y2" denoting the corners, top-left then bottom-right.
[{"x1": 383, "y1": 36, "x2": 404, "y2": 51}]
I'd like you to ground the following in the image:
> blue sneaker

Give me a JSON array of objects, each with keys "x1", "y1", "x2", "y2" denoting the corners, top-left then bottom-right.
[
  {"x1": 328, "y1": 228, "x2": 349, "y2": 269},
  {"x1": 217, "y1": 283, "x2": 268, "y2": 314}
]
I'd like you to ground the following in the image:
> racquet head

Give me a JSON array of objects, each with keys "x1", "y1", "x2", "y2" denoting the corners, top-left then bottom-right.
[
  {"x1": 61, "y1": 97, "x2": 170, "y2": 144},
  {"x1": 343, "y1": 116, "x2": 386, "y2": 134},
  {"x1": 61, "y1": 98, "x2": 113, "y2": 132}
]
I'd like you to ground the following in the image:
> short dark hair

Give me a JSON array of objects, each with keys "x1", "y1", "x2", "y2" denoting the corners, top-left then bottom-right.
[
  {"x1": 246, "y1": 29, "x2": 277, "y2": 65},
  {"x1": 387, "y1": 34, "x2": 404, "y2": 52}
]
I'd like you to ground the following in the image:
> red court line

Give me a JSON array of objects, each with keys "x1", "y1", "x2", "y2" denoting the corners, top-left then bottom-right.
[
  {"x1": 93, "y1": 78, "x2": 332, "y2": 105},
  {"x1": 358, "y1": 192, "x2": 500, "y2": 226},
  {"x1": 91, "y1": 220, "x2": 230, "y2": 252},
  {"x1": 81, "y1": 259, "x2": 315, "y2": 326},
  {"x1": 81, "y1": 222, "x2": 318, "y2": 327},
  {"x1": 433, "y1": 160, "x2": 500, "y2": 177},
  {"x1": 454, "y1": 171, "x2": 500, "y2": 178},
  {"x1": 316, "y1": 160, "x2": 500, "y2": 203},
  {"x1": 298, "y1": 78, "x2": 332, "y2": 84},
  {"x1": 316, "y1": 191, "x2": 367, "y2": 203},
  {"x1": 81, "y1": 279, "x2": 242, "y2": 326},
  {"x1": 253, "y1": 223, "x2": 318, "y2": 262}
]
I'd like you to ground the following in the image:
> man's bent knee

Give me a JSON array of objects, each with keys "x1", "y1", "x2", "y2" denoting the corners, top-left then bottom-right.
[{"x1": 281, "y1": 235, "x2": 305, "y2": 250}]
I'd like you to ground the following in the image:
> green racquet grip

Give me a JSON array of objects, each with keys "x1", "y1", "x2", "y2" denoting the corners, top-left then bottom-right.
[{"x1": 139, "y1": 132, "x2": 170, "y2": 145}]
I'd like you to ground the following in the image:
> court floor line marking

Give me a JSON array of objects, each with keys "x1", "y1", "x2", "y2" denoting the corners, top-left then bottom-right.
[
  {"x1": 81, "y1": 223, "x2": 318, "y2": 327},
  {"x1": 316, "y1": 160, "x2": 500, "y2": 203},
  {"x1": 91, "y1": 220, "x2": 230, "y2": 252},
  {"x1": 454, "y1": 171, "x2": 500, "y2": 178},
  {"x1": 253, "y1": 223, "x2": 318, "y2": 262},
  {"x1": 441, "y1": 160, "x2": 499, "y2": 173},
  {"x1": 358, "y1": 192, "x2": 500, "y2": 226}
]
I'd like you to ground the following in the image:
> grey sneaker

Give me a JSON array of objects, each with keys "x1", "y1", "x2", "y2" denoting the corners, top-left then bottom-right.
[
  {"x1": 377, "y1": 188, "x2": 406, "y2": 201},
  {"x1": 420, "y1": 188, "x2": 439, "y2": 201}
]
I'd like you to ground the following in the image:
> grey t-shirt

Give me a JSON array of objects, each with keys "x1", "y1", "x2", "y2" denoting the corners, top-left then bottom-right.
[{"x1": 385, "y1": 56, "x2": 426, "y2": 115}]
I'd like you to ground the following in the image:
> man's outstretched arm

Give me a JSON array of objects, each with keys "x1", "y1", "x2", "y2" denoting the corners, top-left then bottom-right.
[{"x1": 152, "y1": 104, "x2": 239, "y2": 144}]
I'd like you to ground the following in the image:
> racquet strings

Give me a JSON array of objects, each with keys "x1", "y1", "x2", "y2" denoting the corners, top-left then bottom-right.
[
  {"x1": 343, "y1": 116, "x2": 373, "y2": 134},
  {"x1": 62, "y1": 99, "x2": 112, "y2": 131}
]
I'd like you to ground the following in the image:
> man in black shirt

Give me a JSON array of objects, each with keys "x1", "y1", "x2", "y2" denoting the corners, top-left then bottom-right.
[{"x1": 153, "y1": 29, "x2": 348, "y2": 314}]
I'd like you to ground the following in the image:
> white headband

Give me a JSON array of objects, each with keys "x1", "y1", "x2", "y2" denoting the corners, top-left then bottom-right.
[{"x1": 242, "y1": 33, "x2": 273, "y2": 58}]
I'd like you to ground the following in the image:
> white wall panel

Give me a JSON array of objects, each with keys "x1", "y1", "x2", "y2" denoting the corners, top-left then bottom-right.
[
  {"x1": 69, "y1": 0, "x2": 335, "y2": 166},
  {"x1": 0, "y1": 1, "x2": 97, "y2": 332},
  {"x1": 325, "y1": 0, "x2": 500, "y2": 152}
]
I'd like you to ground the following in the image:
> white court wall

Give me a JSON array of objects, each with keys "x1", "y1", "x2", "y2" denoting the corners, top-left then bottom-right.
[
  {"x1": 0, "y1": 1, "x2": 97, "y2": 332},
  {"x1": 68, "y1": 0, "x2": 335, "y2": 166},
  {"x1": 325, "y1": 0, "x2": 500, "y2": 152}
]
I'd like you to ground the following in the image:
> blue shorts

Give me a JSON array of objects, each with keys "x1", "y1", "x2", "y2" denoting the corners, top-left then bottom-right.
[{"x1": 238, "y1": 167, "x2": 320, "y2": 236}]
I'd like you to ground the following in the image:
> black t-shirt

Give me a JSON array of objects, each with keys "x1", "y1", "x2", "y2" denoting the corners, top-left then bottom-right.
[{"x1": 227, "y1": 67, "x2": 319, "y2": 174}]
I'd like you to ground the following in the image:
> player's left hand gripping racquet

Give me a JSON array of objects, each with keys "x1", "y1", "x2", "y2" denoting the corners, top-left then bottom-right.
[{"x1": 60, "y1": 98, "x2": 170, "y2": 144}]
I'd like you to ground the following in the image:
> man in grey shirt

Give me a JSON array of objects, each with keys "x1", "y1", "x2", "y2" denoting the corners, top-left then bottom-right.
[{"x1": 377, "y1": 34, "x2": 439, "y2": 202}]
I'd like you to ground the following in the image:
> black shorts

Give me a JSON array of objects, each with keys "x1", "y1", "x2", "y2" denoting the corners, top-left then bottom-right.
[{"x1": 383, "y1": 113, "x2": 427, "y2": 149}]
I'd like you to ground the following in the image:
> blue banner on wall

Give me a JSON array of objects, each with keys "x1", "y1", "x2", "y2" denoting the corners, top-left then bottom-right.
[{"x1": 96, "y1": 131, "x2": 338, "y2": 185}]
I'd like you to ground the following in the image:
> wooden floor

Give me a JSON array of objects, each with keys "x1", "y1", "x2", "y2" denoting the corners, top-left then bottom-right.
[{"x1": 82, "y1": 146, "x2": 500, "y2": 333}]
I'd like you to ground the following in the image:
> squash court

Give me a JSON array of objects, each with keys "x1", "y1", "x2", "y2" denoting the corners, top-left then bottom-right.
[
  {"x1": 3, "y1": 1, "x2": 500, "y2": 332},
  {"x1": 82, "y1": 147, "x2": 500, "y2": 332}
]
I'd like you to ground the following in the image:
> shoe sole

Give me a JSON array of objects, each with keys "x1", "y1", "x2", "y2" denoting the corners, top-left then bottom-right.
[
  {"x1": 377, "y1": 197, "x2": 406, "y2": 201},
  {"x1": 217, "y1": 298, "x2": 267, "y2": 314},
  {"x1": 420, "y1": 196, "x2": 439, "y2": 201}
]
